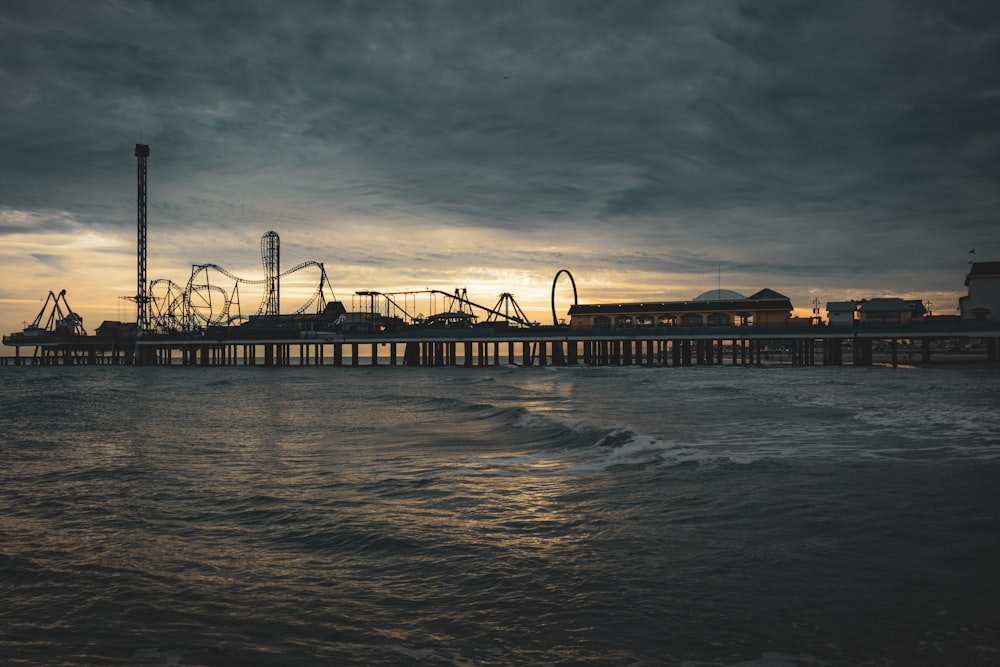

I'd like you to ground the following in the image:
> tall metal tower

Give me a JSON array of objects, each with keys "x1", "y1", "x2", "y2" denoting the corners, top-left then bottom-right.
[
  {"x1": 135, "y1": 143, "x2": 151, "y2": 332},
  {"x1": 261, "y1": 230, "x2": 280, "y2": 318}
]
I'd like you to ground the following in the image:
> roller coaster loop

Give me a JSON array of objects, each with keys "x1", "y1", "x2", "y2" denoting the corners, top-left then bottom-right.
[{"x1": 551, "y1": 269, "x2": 578, "y2": 327}]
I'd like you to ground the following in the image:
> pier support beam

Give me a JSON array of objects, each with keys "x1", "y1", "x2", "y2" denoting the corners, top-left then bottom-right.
[
  {"x1": 552, "y1": 340, "x2": 566, "y2": 366},
  {"x1": 404, "y1": 342, "x2": 419, "y2": 366},
  {"x1": 853, "y1": 338, "x2": 873, "y2": 366}
]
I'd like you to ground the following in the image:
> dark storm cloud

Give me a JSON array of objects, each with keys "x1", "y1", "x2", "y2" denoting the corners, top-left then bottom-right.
[{"x1": 1, "y1": 0, "x2": 999, "y2": 318}]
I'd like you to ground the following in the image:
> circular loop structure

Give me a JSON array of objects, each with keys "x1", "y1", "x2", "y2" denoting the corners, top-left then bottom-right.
[
  {"x1": 551, "y1": 269, "x2": 578, "y2": 327},
  {"x1": 149, "y1": 260, "x2": 334, "y2": 334},
  {"x1": 149, "y1": 279, "x2": 187, "y2": 332},
  {"x1": 187, "y1": 282, "x2": 231, "y2": 326}
]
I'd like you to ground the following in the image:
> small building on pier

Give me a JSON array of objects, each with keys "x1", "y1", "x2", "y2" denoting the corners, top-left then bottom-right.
[
  {"x1": 826, "y1": 302, "x2": 858, "y2": 327},
  {"x1": 827, "y1": 298, "x2": 928, "y2": 326},
  {"x1": 857, "y1": 298, "x2": 927, "y2": 325},
  {"x1": 230, "y1": 302, "x2": 349, "y2": 336},
  {"x1": 96, "y1": 321, "x2": 136, "y2": 339},
  {"x1": 568, "y1": 288, "x2": 796, "y2": 330},
  {"x1": 961, "y1": 261, "x2": 1000, "y2": 322}
]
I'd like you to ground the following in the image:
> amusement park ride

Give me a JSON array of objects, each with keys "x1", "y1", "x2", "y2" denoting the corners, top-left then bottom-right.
[
  {"x1": 3, "y1": 290, "x2": 87, "y2": 345},
  {"x1": 3, "y1": 143, "x2": 579, "y2": 355},
  {"x1": 147, "y1": 240, "x2": 337, "y2": 333},
  {"x1": 6, "y1": 145, "x2": 995, "y2": 368}
]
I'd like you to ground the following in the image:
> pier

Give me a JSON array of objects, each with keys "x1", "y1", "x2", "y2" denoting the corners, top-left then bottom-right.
[
  {"x1": 10, "y1": 146, "x2": 999, "y2": 372},
  {"x1": 3, "y1": 323, "x2": 999, "y2": 368}
]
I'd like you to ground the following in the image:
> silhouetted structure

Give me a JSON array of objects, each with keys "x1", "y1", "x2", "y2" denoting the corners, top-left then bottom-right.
[
  {"x1": 567, "y1": 289, "x2": 798, "y2": 329},
  {"x1": 961, "y1": 261, "x2": 1000, "y2": 321},
  {"x1": 135, "y1": 143, "x2": 150, "y2": 332},
  {"x1": 261, "y1": 231, "x2": 280, "y2": 318}
]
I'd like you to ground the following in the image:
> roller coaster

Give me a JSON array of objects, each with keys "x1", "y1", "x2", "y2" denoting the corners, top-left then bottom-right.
[
  {"x1": 141, "y1": 235, "x2": 576, "y2": 336},
  {"x1": 5, "y1": 145, "x2": 583, "y2": 353},
  {"x1": 147, "y1": 263, "x2": 333, "y2": 333},
  {"x1": 349, "y1": 288, "x2": 539, "y2": 331},
  {"x1": 343, "y1": 270, "x2": 578, "y2": 330},
  {"x1": 147, "y1": 231, "x2": 335, "y2": 334}
]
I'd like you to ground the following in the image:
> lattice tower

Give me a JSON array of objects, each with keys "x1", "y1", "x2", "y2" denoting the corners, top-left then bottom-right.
[
  {"x1": 261, "y1": 231, "x2": 280, "y2": 318},
  {"x1": 135, "y1": 143, "x2": 150, "y2": 331}
]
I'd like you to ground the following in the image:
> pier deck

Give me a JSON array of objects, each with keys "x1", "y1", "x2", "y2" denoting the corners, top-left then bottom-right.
[{"x1": 4, "y1": 323, "x2": 1000, "y2": 367}]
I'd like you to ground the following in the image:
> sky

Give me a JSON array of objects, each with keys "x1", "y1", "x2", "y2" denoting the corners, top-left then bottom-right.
[{"x1": 2, "y1": 0, "x2": 999, "y2": 334}]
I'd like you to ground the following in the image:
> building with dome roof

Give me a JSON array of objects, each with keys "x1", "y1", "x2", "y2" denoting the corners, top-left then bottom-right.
[
  {"x1": 568, "y1": 288, "x2": 797, "y2": 330},
  {"x1": 693, "y1": 289, "x2": 747, "y2": 302}
]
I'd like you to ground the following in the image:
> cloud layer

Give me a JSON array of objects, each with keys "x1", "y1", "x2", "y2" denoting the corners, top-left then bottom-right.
[{"x1": 2, "y1": 1, "x2": 999, "y2": 331}]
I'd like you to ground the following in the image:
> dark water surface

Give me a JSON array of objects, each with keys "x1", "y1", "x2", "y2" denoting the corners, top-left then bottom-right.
[{"x1": 2, "y1": 364, "x2": 999, "y2": 665}]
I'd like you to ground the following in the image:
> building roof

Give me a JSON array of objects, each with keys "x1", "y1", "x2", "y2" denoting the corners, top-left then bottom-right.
[
  {"x1": 96, "y1": 320, "x2": 136, "y2": 334},
  {"x1": 747, "y1": 288, "x2": 789, "y2": 300},
  {"x1": 323, "y1": 301, "x2": 348, "y2": 316},
  {"x1": 966, "y1": 261, "x2": 1000, "y2": 285},
  {"x1": 693, "y1": 289, "x2": 746, "y2": 301},
  {"x1": 851, "y1": 298, "x2": 927, "y2": 315},
  {"x1": 826, "y1": 301, "x2": 856, "y2": 313},
  {"x1": 905, "y1": 299, "x2": 928, "y2": 316},
  {"x1": 858, "y1": 298, "x2": 911, "y2": 312},
  {"x1": 568, "y1": 289, "x2": 793, "y2": 316}
]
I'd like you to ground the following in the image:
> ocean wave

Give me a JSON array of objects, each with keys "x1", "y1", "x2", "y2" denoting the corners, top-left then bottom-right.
[{"x1": 497, "y1": 407, "x2": 748, "y2": 472}]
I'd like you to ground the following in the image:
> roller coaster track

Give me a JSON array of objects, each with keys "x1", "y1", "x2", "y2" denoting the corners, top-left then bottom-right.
[
  {"x1": 149, "y1": 279, "x2": 188, "y2": 332},
  {"x1": 194, "y1": 263, "x2": 267, "y2": 286},
  {"x1": 362, "y1": 289, "x2": 538, "y2": 328},
  {"x1": 195, "y1": 261, "x2": 328, "y2": 286},
  {"x1": 148, "y1": 261, "x2": 334, "y2": 333}
]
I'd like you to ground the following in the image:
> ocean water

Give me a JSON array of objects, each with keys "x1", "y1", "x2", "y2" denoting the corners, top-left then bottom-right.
[{"x1": 2, "y1": 363, "x2": 999, "y2": 666}]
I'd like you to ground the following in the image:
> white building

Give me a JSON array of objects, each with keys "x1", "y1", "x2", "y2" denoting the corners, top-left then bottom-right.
[
  {"x1": 826, "y1": 301, "x2": 857, "y2": 326},
  {"x1": 960, "y1": 261, "x2": 1000, "y2": 322}
]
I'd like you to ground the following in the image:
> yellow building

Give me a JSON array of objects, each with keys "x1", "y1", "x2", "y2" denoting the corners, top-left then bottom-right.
[{"x1": 568, "y1": 289, "x2": 795, "y2": 330}]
